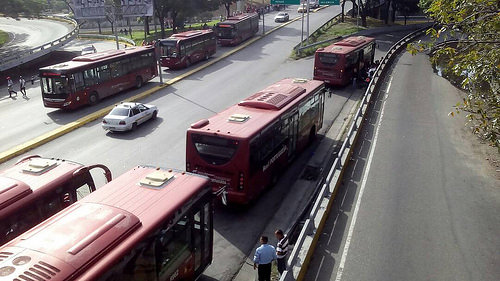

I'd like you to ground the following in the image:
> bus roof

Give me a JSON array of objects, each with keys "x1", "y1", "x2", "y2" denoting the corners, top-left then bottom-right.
[
  {"x1": 188, "y1": 78, "x2": 324, "y2": 139},
  {"x1": 39, "y1": 45, "x2": 154, "y2": 73},
  {"x1": 316, "y1": 36, "x2": 375, "y2": 55},
  {"x1": 219, "y1": 13, "x2": 258, "y2": 25},
  {"x1": 0, "y1": 166, "x2": 210, "y2": 280},
  {"x1": 0, "y1": 156, "x2": 84, "y2": 218},
  {"x1": 159, "y1": 29, "x2": 213, "y2": 45}
]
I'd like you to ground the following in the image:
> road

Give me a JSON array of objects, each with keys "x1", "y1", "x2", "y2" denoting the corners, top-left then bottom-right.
[
  {"x1": 0, "y1": 17, "x2": 73, "y2": 59},
  {"x1": 0, "y1": 5, "x2": 357, "y2": 281},
  {"x1": 0, "y1": 6, "x2": 322, "y2": 154},
  {"x1": 304, "y1": 51, "x2": 500, "y2": 280}
]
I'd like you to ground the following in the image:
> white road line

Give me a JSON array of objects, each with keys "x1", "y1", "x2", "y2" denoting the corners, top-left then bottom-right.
[{"x1": 334, "y1": 76, "x2": 393, "y2": 281}]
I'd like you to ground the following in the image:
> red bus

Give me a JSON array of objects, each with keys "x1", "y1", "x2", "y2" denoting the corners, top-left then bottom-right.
[
  {"x1": 159, "y1": 29, "x2": 216, "y2": 69},
  {"x1": 0, "y1": 166, "x2": 213, "y2": 281},
  {"x1": 216, "y1": 13, "x2": 259, "y2": 46},
  {"x1": 186, "y1": 78, "x2": 326, "y2": 205},
  {"x1": 313, "y1": 36, "x2": 376, "y2": 86},
  {"x1": 40, "y1": 46, "x2": 157, "y2": 110},
  {"x1": 0, "y1": 155, "x2": 111, "y2": 246}
]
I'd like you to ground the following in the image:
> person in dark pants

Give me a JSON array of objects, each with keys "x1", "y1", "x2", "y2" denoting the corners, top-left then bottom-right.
[
  {"x1": 7, "y1": 77, "x2": 17, "y2": 97},
  {"x1": 253, "y1": 236, "x2": 277, "y2": 281},
  {"x1": 275, "y1": 229, "x2": 289, "y2": 276},
  {"x1": 19, "y1": 76, "x2": 26, "y2": 97}
]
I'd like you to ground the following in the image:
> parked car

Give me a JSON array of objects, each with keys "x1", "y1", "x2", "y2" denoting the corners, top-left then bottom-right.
[
  {"x1": 297, "y1": 3, "x2": 307, "y2": 13},
  {"x1": 81, "y1": 45, "x2": 97, "y2": 55},
  {"x1": 102, "y1": 102, "x2": 158, "y2": 132},
  {"x1": 274, "y1": 12, "x2": 290, "y2": 22}
]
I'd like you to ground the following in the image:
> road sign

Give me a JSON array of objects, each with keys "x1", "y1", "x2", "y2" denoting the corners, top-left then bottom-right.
[
  {"x1": 270, "y1": 0, "x2": 300, "y2": 4},
  {"x1": 320, "y1": 0, "x2": 340, "y2": 4}
]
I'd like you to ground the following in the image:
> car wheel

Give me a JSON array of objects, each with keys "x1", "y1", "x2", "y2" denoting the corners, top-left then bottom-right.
[
  {"x1": 89, "y1": 92, "x2": 99, "y2": 105},
  {"x1": 152, "y1": 110, "x2": 158, "y2": 120},
  {"x1": 135, "y1": 76, "x2": 143, "y2": 89},
  {"x1": 131, "y1": 122, "x2": 138, "y2": 131}
]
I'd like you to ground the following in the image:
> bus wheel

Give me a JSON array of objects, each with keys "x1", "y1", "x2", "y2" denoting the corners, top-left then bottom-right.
[
  {"x1": 135, "y1": 76, "x2": 143, "y2": 89},
  {"x1": 186, "y1": 58, "x2": 191, "y2": 67},
  {"x1": 205, "y1": 52, "x2": 210, "y2": 60},
  {"x1": 89, "y1": 92, "x2": 99, "y2": 105}
]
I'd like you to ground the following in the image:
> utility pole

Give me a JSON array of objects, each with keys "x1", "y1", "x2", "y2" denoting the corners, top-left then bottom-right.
[
  {"x1": 306, "y1": 0, "x2": 310, "y2": 43},
  {"x1": 262, "y1": 0, "x2": 265, "y2": 35}
]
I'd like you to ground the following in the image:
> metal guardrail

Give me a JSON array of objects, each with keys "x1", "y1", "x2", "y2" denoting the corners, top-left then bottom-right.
[
  {"x1": 77, "y1": 33, "x2": 136, "y2": 46},
  {"x1": 0, "y1": 15, "x2": 78, "y2": 72},
  {"x1": 280, "y1": 25, "x2": 432, "y2": 281}
]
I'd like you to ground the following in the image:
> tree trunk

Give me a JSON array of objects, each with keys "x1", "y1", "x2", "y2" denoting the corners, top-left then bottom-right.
[
  {"x1": 341, "y1": 0, "x2": 345, "y2": 22},
  {"x1": 97, "y1": 20, "x2": 102, "y2": 34},
  {"x1": 384, "y1": 0, "x2": 391, "y2": 24},
  {"x1": 351, "y1": 0, "x2": 356, "y2": 17},
  {"x1": 145, "y1": 16, "x2": 150, "y2": 35},
  {"x1": 225, "y1": 3, "x2": 231, "y2": 17},
  {"x1": 159, "y1": 16, "x2": 165, "y2": 39},
  {"x1": 172, "y1": 12, "x2": 178, "y2": 34}
]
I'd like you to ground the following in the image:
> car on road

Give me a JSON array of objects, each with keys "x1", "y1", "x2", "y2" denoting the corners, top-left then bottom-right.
[
  {"x1": 297, "y1": 3, "x2": 308, "y2": 13},
  {"x1": 274, "y1": 12, "x2": 290, "y2": 22},
  {"x1": 102, "y1": 102, "x2": 158, "y2": 132},
  {"x1": 81, "y1": 45, "x2": 97, "y2": 55}
]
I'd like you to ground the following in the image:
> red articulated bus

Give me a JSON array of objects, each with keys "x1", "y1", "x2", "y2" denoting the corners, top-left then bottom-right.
[
  {"x1": 0, "y1": 155, "x2": 111, "y2": 246},
  {"x1": 40, "y1": 46, "x2": 157, "y2": 110},
  {"x1": 216, "y1": 13, "x2": 259, "y2": 46},
  {"x1": 159, "y1": 29, "x2": 216, "y2": 69},
  {"x1": 0, "y1": 166, "x2": 213, "y2": 281},
  {"x1": 313, "y1": 36, "x2": 376, "y2": 86},
  {"x1": 186, "y1": 78, "x2": 326, "y2": 205}
]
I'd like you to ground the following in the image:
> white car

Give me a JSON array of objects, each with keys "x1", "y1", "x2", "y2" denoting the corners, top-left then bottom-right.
[
  {"x1": 297, "y1": 4, "x2": 307, "y2": 13},
  {"x1": 274, "y1": 12, "x2": 289, "y2": 22},
  {"x1": 81, "y1": 45, "x2": 97, "y2": 55},
  {"x1": 102, "y1": 102, "x2": 158, "y2": 132}
]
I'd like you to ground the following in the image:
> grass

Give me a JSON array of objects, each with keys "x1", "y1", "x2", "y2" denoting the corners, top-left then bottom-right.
[
  {"x1": 291, "y1": 16, "x2": 392, "y2": 59},
  {"x1": 0, "y1": 29, "x2": 9, "y2": 47},
  {"x1": 81, "y1": 20, "x2": 221, "y2": 46}
]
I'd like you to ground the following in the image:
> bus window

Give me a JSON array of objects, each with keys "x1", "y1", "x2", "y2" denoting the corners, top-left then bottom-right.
[
  {"x1": 157, "y1": 216, "x2": 192, "y2": 279},
  {"x1": 318, "y1": 53, "x2": 339, "y2": 65},
  {"x1": 98, "y1": 65, "x2": 111, "y2": 82},
  {"x1": 84, "y1": 68, "x2": 98, "y2": 86},
  {"x1": 192, "y1": 134, "x2": 239, "y2": 165},
  {"x1": 76, "y1": 183, "x2": 93, "y2": 200},
  {"x1": 72, "y1": 72, "x2": 85, "y2": 91}
]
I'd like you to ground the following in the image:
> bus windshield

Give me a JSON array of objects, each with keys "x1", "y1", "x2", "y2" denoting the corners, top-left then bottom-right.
[
  {"x1": 192, "y1": 134, "x2": 239, "y2": 165},
  {"x1": 318, "y1": 53, "x2": 340, "y2": 66},
  {"x1": 161, "y1": 40, "x2": 178, "y2": 58},
  {"x1": 217, "y1": 25, "x2": 234, "y2": 39},
  {"x1": 41, "y1": 76, "x2": 71, "y2": 95}
]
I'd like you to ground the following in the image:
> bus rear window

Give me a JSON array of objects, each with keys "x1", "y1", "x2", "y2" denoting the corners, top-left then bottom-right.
[
  {"x1": 192, "y1": 134, "x2": 239, "y2": 165},
  {"x1": 318, "y1": 53, "x2": 340, "y2": 65}
]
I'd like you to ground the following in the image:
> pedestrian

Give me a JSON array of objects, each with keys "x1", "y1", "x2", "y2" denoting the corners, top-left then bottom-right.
[
  {"x1": 19, "y1": 76, "x2": 26, "y2": 97},
  {"x1": 30, "y1": 75, "x2": 35, "y2": 85},
  {"x1": 7, "y1": 77, "x2": 17, "y2": 97},
  {"x1": 275, "y1": 229, "x2": 288, "y2": 276},
  {"x1": 253, "y1": 236, "x2": 277, "y2": 281}
]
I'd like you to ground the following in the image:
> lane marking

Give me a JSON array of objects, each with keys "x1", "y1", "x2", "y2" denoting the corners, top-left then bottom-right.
[{"x1": 334, "y1": 75, "x2": 393, "y2": 281}]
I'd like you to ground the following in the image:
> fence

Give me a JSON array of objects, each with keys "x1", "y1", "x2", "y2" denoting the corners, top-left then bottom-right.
[{"x1": 280, "y1": 25, "x2": 431, "y2": 281}]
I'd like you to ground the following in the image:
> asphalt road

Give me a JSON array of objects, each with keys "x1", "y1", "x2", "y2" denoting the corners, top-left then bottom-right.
[
  {"x1": 0, "y1": 6, "x2": 323, "y2": 154},
  {"x1": 0, "y1": 17, "x2": 73, "y2": 58},
  {"x1": 0, "y1": 5, "x2": 356, "y2": 281},
  {"x1": 304, "y1": 51, "x2": 500, "y2": 280}
]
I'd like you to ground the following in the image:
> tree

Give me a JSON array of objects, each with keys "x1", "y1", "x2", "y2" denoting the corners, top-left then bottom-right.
[
  {"x1": 219, "y1": 0, "x2": 237, "y2": 18},
  {"x1": 0, "y1": 0, "x2": 47, "y2": 18},
  {"x1": 394, "y1": 0, "x2": 420, "y2": 25},
  {"x1": 409, "y1": 0, "x2": 499, "y2": 148}
]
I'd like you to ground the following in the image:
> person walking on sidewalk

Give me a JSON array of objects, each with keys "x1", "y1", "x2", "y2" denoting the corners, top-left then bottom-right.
[
  {"x1": 7, "y1": 77, "x2": 17, "y2": 97},
  {"x1": 253, "y1": 236, "x2": 277, "y2": 281},
  {"x1": 275, "y1": 229, "x2": 289, "y2": 276},
  {"x1": 19, "y1": 76, "x2": 27, "y2": 97}
]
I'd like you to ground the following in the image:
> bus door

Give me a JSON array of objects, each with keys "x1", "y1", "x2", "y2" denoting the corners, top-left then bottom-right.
[{"x1": 193, "y1": 201, "x2": 212, "y2": 277}]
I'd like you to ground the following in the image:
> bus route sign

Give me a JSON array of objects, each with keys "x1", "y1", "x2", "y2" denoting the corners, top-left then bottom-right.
[
  {"x1": 270, "y1": 0, "x2": 300, "y2": 4},
  {"x1": 320, "y1": 0, "x2": 340, "y2": 4}
]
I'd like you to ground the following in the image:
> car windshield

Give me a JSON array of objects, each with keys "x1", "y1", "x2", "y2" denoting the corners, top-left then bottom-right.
[
  {"x1": 82, "y1": 47, "x2": 94, "y2": 52},
  {"x1": 277, "y1": 13, "x2": 286, "y2": 16},
  {"x1": 109, "y1": 107, "x2": 130, "y2": 116}
]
